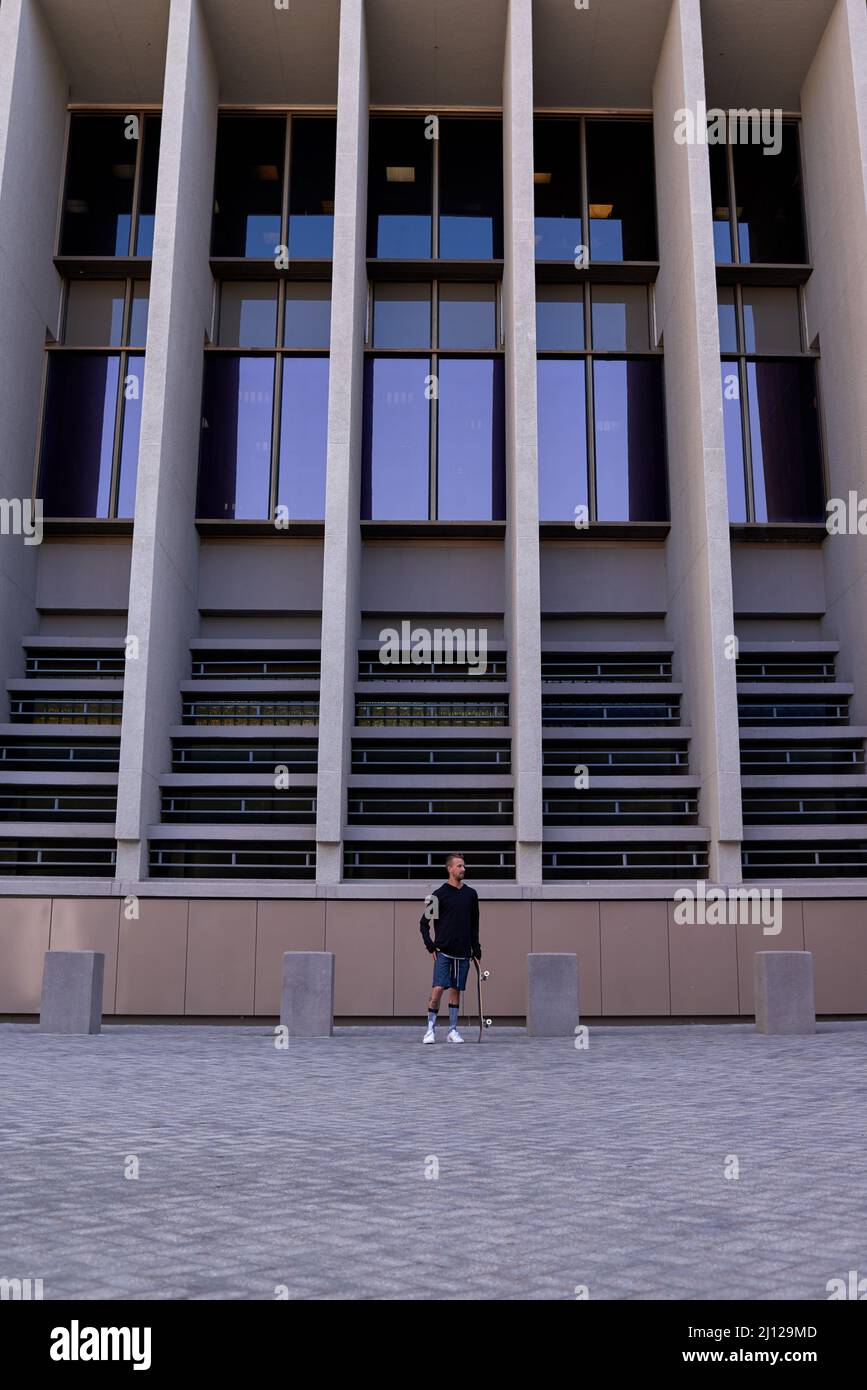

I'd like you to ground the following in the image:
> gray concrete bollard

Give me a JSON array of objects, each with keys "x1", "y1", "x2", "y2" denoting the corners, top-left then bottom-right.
[
  {"x1": 280, "y1": 952, "x2": 335, "y2": 1037},
  {"x1": 527, "y1": 952, "x2": 579, "y2": 1036},
  {"x1": 754, "y1": 951, "x2": 815, "y2": 1035},
  {"x1": 40, "y1": 951, "x2": 104, "y2": 1034}
]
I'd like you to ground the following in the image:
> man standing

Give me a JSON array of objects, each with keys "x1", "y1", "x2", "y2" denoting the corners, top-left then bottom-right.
[{"x1": 419, "y1": 853, "x2": 481, "y2": 1044}]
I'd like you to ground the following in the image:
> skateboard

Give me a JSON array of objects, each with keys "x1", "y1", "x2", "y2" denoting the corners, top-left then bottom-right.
[{"x1": 472, "y1": 957, "x2": 492, "y2": 1042}]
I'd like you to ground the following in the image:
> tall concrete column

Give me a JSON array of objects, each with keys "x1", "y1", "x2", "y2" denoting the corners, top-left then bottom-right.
[
  {"x1": 0, "y1": 0, "x2": 66, "y2": 712},
  {"x1": 115, "y1": 0, "x2": 218, "y2": 879},
  {"x1": 801, "y1": 0, "x2": 867, "y2": 722},
  {"x1": 315, "y1": 0, "x2": 369, "y2": 884},
  {"x1": 502, "y1": 0, "x2": 543, "y2": 886},
  {"x1": 653, "y1": 0, "x2": 743, "y2": 883}
]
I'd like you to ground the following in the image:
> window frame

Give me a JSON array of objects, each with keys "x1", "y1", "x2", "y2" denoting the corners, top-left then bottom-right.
[
  {"x1": 536, "y1": 282, "x2": 667, "y2": 523},
  {"x1": 713, "y1": 116, "x2": 810, "y2": 269},
  {"x1": 363, "y1": 279, "x2": 505, "y2": 521},
  {"x1": 56, "y1": 108, "x2": 162, "y2": 260}
]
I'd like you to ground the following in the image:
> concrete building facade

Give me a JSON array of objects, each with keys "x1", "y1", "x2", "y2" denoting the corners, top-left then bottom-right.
[{"x1": 0, "y1": 0, "x2": 866, "y2": 1020}]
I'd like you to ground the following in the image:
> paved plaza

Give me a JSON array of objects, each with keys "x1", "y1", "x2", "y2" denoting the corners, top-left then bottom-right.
[{"x1": 1, "y1": 1020, "x2": 865, "y2": 1300}]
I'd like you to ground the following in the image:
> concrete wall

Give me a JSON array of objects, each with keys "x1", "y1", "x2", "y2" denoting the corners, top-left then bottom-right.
[{"x1": 1, "y1": 892, "x2": 865, "y2": 1017}]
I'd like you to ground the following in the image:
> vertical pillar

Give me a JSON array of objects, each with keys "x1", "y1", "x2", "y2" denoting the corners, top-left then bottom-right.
[
  {"x1": 801, "y1": 0, "x2": 867, "y2": 722},
  {"x1": 502, "y1": 0, "x2": 543, "y2": 886},
  {"x1": 0, "y1": 0, "x2": 66, "y2": 711},
  {"x1": 115, "y1": 0, "x2": 218, "y2": 879},
  {"x1": 315, "y1": 0, "x2": 369, "y2": 884},
  {"x1": 652, "y1": 0, "x2": 742, "y2": 882}
]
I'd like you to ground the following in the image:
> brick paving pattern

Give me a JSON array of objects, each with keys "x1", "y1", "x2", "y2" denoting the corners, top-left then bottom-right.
[{"x1": 1, "y1": 1021, "x2": 866, "y2": 1300}]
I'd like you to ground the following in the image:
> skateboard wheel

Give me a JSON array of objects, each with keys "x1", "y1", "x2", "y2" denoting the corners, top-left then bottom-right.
[
  {"x1": 482, "y1": 970, "x2": 490, "y2": 980},
  {"x1": 484, "y1": 1018, "x2": 492, "y2": 1027}
]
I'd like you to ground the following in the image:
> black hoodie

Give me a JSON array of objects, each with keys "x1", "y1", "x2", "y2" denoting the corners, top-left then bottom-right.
[{"x1": 419, "y1": 882, "x2": 481, "y2": 960}]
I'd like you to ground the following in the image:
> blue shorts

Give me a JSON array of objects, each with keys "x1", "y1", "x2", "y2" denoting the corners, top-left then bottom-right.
[{"x1": 432, "y1": 953, "x2": 471, "y2": 991}]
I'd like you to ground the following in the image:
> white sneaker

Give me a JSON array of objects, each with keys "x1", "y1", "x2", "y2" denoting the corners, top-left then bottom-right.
[
  {"x1": 447, "y1": 1028, "x2": 465, "y2": 1044},
  {"x1": 423, "y1": 1027, "x2": 436, "y2": 1044}
]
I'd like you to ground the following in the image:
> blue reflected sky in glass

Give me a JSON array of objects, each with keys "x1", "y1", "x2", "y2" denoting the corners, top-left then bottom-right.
[
  {"x1": 535, "y1": 289, "x2": 584, "y2": 350},
  {"x1": 40, "y1": 355, "x2": 120, "y2": 517},
  {"x1": 720, "y1": 362, "x2": 747, "y2": 522},
  {"x1": 717, "y1": 290, "x2": 738, "y2": 352},
  {"x1": 278, "y1": 358, "x2": 329, "y2": 519},
  {"x1": 284, "y1": 285, "x2": 332, "y2": 348},
  {"x1": 589, "y1": 216, "x2": 623, "y2": 261},
  {"x1": 129, "y1": 286, "x2": 149, "y2": 347},
  {"x1": 373, "y1": 285, "x2": 431, "y2": 348},
  {"x1": 591, "y1": 288, "x2": 647, "y2": 350},
  {"x1": 288, "y1": 216, "x2": 334, "y2": 258},
  {"x1": 198, "y1": 356, "x2": 273, "y2": 519},
  {"x1": 438, "y1": 286, "x2": 496, "y2": 349},
  {"x1": 220, "y1": 284, "x2": 278, "y2": 347},
  {"x1": 116, "y1": 355, "x2": 144, "y2": 517},
  {"x1": 363, "y1": 358, "x2": 430, "y2": 519},
  {"x1": 535, "y1": 217, "x2": 582, "y2": 262},
  {"x1": 714, "y1": 220, "x2": 733, "y2": 263},
  {"x1": 376, "y1": 216, "x2": 432, "y2": 258},
  {"x1": 438, "y1": 121, "x2": 502, "y2": 260},
  {"x1": 593, "y1": 359, "x2": 666, "y2": 521},
  {"x1": 537, "y1": 360, "x2": 587, "y2": 520},
  {"x1": 437, "y1": 359, "x2": 503, "y2": 520},
  {"x1": 439, "y1": 217, "x2": 494, "y2": 259},
  {"x1": 368, "y1": 118, "x2": 432, "y2": 258},
  {"x1": 746, "y1": 363, "x2": 768, "y2": 521},
  {"x1": 244, "y1": 216, "x2": 282, "y2": 259}
]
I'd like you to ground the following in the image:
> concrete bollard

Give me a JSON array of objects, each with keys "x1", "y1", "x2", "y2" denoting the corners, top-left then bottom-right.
[
  {"x1": 754, "y1": 951, "x2": 815, "y2": 1035},
  {"x1": 40, "y1": 951, "x2": 104, "y2": 1034},
  {"x1": 280, "y1": 952, "x2": 335, "y2": 1037},
  {"x1": 527, "y1": 952, "x2": 579, "y2": 1036}
]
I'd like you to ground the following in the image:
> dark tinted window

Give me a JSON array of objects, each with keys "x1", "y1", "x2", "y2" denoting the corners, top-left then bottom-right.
[
  {"x1": 39, "y1": 356, "x2": 120, "y2": 515},
  {"x1": 439, "y1": 120, "x2": 503, "y2": 259},
  {"x1": 135, "y1": 117, "x2": 161, "y2": 256},
  {"x1": 733, "y1": 124, "x2": 806, "y2": 263},
  {"x1": 197, "y1": 356, "x2": 275, "y2": 517},
  {"x1": 586, "y1": 120, "x2": 657, "y2": 262},
  {"x1": 288, "y1": 119, "x2": 336, "y2": 258},
  {"x1": 593, "y1": 358, "x2": 667, "y2": 520},
  {"x1": 709, "y1": 143, "x2": 733, "y2": 263},
  {"x1": 60, "y1": 115, "x2": 136, "y2": 256},
  {"x1": 747, "y1": 360, "x2": 823, "y2": 521},
  {"x1": 367, "y1": 118, "x2": 432, "y2": 258},
  {"x1": 533, "y1": 119, "x2": 582, "y2": 261},
  {"x1": 720, "y1": 362, "x2": 747, "y2": 522},
  {"x1": 211, "y1": 117, "x2": 285, "y2": 258}
]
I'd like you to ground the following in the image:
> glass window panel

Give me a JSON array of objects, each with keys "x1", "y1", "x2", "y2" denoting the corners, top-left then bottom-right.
[
  {"x1": 586, "y1": 120, "x2": 657, "y2": 262},
  {"x1": 211, "y1": 116, "x2": 285, "y2": 258},
  {"x1": 733, "y1": 124, "x2": 806, "y2": 263},
  {"x1": 593, "y1": 358, "x2": 667, "y2": 521},
  {"x1": 535, "y1": 286, "x2": 584, "y2": 351},
  {"x1": 709, "y1": 144, "x2": 734, "y2": 263},
  {"x1": 367, "y1": 118, "x2": 432, "y2": 258},
  {"x1": 717, "y1": 288, "x2": 738, "y2": 352},
  {"x1": 372, "y1": 284, "x2": 431, "y2": 348},
  {"x1": 747, "y1": 360, "x2": 824, "y2": 522},
  {"x1": 135, "y1": 116, "x2": 161, "y2": 256},
  {"x1": 64, "y1": 282, "x2": 126, "y2": 346},
  {"x1": 287, "y1": 118, "x2": 336, "y2": 258},
  {"x1": 60, "y1": 115, "x2": 136, "y2": 256},
  {"x1": 533, "y1": 119, "x2": 582, "y2": 261},
  {"x1": 284, "y1": 283, "x2": 332, "y2": 348},
  {"x1": 129, "y1": 284, "x2": 150, "y2": 347},
  {"x1": 278, "y1": 358, "x2": 329, "y2": 519},
  {"x1": 537, "y1": 360, "x2": 588, "y2": 521},
  {"x1": 197, "y1": 356, "x2": 274, "y2": 518},
  {"x1": 117, "y1": 354, "x2": 144, "y2": 517},
  {"x1": 39, "y1": 354, "x2": 120, "y2": 517},
  {"x1": 438, "y1": 284, "x2": 496, "y2": 349},
  {"x1": 742, "y1": 287, "x2": 801, "y2": 354},
  {"x1": 591, "y1": 286, "x2": 649, "y2": 351},
  {"x1": 720, "y1": 362, "x2": 747, "y2": 522},
  {"x1": 219, "y1": 283, "x2": 278, "y2": 347},
  {"x1": 362, "y1": 358, "x2": 430, "y2": 519},
  {"x1": 439, "y1": 120, "x2": 503, "y2": 260},
  {"x1": 437, "y1": 358, "x2": 505, "y2": 520}
]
